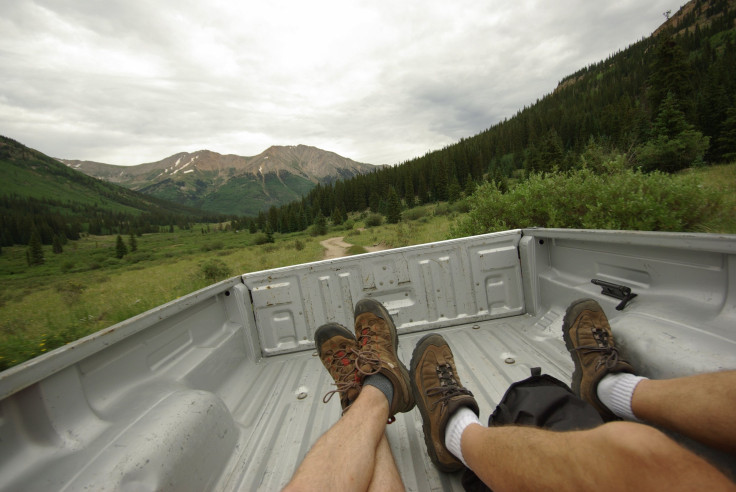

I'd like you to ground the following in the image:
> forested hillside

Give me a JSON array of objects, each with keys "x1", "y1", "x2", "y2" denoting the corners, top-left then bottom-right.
[
  {"x1": 0, "y1": 137, "x2": 225, "y2": 247},
  {"x1": 251, "y1": 0, "x2": 735, "y2": 234}
]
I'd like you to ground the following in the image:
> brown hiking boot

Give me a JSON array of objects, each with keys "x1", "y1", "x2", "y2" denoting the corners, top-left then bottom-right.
[
  {"x1": 315, "y1": 323, "x2": 362, "y2": 412},
  {"x1": 562, "y1": 298, "x2": 634, "y2": 420},
  {"x1": 410, "y1": 334, "x2": 479, "y2": 473},
  {"x1": 354, "y1": 299, "x2": 415, "y2": 420}
]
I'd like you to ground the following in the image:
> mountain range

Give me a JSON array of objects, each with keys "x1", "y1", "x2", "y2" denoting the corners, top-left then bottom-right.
[{"x1": 61, "y1": 145, "x2": 381, "y2": 216}]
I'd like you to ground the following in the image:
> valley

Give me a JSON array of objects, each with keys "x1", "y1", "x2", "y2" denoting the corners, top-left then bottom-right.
[{"x1": 2, "y1": 159, "x2": 734, "y2": 370}]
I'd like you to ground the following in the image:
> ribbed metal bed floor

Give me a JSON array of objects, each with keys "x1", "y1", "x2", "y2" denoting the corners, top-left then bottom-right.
[{"x1": 221, "y1": 311, "x2": 572, "y2": 491}]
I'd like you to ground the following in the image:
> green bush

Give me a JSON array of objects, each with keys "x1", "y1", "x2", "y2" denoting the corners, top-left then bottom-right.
[
  {"x1": 635, "y1": 131, "x2": 709, "y2": 173},
  {"x1": 347, "y1": 245, "x2": 368, "y2": 255},
  {"x1": 402, "y1": 207, "x2": 428, "y2": 221},
  {"x1": 365, "y1": 213, "x2": 383, "y2": 227},
  {"x1": 252, "y1": 233, "x2": 271, "y2": 245},
  {"x1": 451, "y1": 167, "x2": 721, "y2": 237},
  {"x1": 450, "y1": 200, "x2": 471, "y2": 214},
  {"x1": 200, "y1": 259, "x2": 231, "y2": 282},
  {"x1": 434, "y1": 203, "x2": 450, "y2": 216}
]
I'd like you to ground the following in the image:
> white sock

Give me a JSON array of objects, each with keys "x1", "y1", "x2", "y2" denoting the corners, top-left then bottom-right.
[
  {"x1": 597, "y1": 373, "x2": 647, "y2": 421},
  {"x1": 444, "y1": 407, "x2": 481, "y2": 467}
]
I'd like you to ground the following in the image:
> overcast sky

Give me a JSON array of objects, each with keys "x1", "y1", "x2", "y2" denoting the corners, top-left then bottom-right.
[{"x1": 1, "y1": 0, "x2": 685, "y2": 166}]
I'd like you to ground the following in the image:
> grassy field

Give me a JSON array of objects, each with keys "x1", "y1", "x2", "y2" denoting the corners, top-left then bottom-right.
[
  {"x1": 0, "y1": 210, "x2": 456, "y2": 369},
  {"x1": 1, "y1": 164, "x2": 734, "y2": 370},
  {"x1": 685, "y1": 163, "x2": 736, "y2": 233}
]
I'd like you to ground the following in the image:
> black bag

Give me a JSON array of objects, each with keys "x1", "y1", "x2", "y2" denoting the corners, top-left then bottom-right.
[{"x1": 461, "y1": 367, "x2": 604, "y2": 492}]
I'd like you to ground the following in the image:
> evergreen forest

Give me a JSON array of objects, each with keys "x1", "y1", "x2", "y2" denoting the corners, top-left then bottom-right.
[{"x1": 244, "y1": 0, "x2": 736, "y2": 235}]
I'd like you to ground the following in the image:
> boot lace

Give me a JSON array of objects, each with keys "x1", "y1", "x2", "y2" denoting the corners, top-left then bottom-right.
[
  {"x1": 322, "y1": 347, "x2": 362, "y2": 404},
  {"x1": 355, "y1": 323, "x2": 383, "y2": 376},
  {"x1": 573, "y1": 327, "x2": 621, "y2": 371},
  {"x1": 425, "y1": 363, "x2": 473, "y2": 410}
]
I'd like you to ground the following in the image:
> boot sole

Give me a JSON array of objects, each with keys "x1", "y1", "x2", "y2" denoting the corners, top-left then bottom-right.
[
  {"x1": 409, "y1": 333, "x2": 464, "y2": 473},
  {"x1": 355, "y1": 299, "x2": 414, "y2": 413}
]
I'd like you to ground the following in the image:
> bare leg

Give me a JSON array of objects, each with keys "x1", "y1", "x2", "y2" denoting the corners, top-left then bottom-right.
[
  {"x1": 461, "y1": 421, "x2": 735, "y2": 492},
  {"x1": 285, "y1": 386, "x2": 399, "y2": 491},
  {"x1": 366, "y1": 434, "x2": 404, "y2": 492},
  {"x1": 632, "y1": 370, "x2": 736, "y2": 453}
]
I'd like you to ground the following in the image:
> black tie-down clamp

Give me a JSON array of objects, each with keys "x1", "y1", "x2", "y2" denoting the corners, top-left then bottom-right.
[{"x1": 591, "y1": 279, "x2": 637, "y2": 310}]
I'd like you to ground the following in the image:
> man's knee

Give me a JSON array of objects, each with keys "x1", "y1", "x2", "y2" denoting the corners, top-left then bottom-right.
[{"x1": 595, "y1": 421, "x2": 686, "y2": 463}]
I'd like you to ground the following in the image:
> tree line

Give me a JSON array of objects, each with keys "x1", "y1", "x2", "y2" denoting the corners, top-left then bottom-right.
[{"x1": 240, "y1": 0, "x2": 736, "y2": 235}]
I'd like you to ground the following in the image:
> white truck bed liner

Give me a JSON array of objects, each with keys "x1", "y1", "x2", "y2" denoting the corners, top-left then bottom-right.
[
  {"x1": 1, "y1": 228, "x2": 735, "y2": 490},
  {"x1": 227, "y1": 314, "x2": 572, "y2": 491}
]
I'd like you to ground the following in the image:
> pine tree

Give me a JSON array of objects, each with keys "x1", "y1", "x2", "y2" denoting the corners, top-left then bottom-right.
[
  {"x1": 717, "y1": 104, "x2": 736, "y2": 162},
  {"x1": 539, "y1": 129, "x2": 565, "y2": 172},
  {"x1": 52, "y1": 235, "x2": 63, "y2": 254},
  {"x1": 636, "y1": 92, "x2": 710, "y2": 172},
  {"x1": 313, "y1": 211, "x2": 327, "y2": 236},
  {"x1": 264, "y1": 225, "x2": 275, "y2": 243},
  {"x1": 27, "y1": 229, "x2": 44, "y2": 265},
  {"x1": 417, "y1": 175, "x2": 429, "y2": 204},
  {"x1": 463, "y1": 174, "x2": 476, "y2": 197},
  {"x1": 369, "y1": 192, "x2": 380, "y2": 213},
  {"x1": 648, "y1": 33, "x2": 694, "y2": 118},
  {"x1": 447, "y1": 176, "x2": 462, "y2": 203},
  {"x1": 331, "y1": 207, "x2": 344, "y2": 226},
  {"x1": 385, "y1": 187, "x2": 401, "y2": 224},
  {"x1": 651, "y1": 91, "x2": 689, "y2": 139},
  {"x1": 128, "y1": 232, "x2": 137, "y2": 252},
  {"x1": 115, "y1": 235, "x2": 128, "y2": 259}
]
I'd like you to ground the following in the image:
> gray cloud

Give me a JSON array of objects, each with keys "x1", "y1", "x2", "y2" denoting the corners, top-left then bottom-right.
[{"x1": 0, "y1": 0, "x2": 685, "y2": 165}]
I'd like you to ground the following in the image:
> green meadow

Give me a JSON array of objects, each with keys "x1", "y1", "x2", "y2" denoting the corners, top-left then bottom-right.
[
  {"x1": 1, "y1": 163, "x2": 734, "y2": 370},
  {"x1": 0, "y1": 208, "x2": 457, "y2": 370}
]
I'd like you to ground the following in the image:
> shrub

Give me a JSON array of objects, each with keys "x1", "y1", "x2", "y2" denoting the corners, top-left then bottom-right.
[
  {"x1": 347, "y1": 245, "x2": 368, "y2": 255},
  {"x1": 402, "y1": 207, "x2": 428, "y2": 221},
  {"x1": 450, "y1": 200, "x2": 471, "y2": 214},
  {"x1": 200, "y1": 241, "x2": 224, "y2": 252},
  {"x1": 434, "y1": 203, "x2": 450, "y2": 216},
  {"x1": 126, "y1": 251, "x2": 154, "y2": 264},
  {"x1": 294, "y1": 239, "x2": 305, "y2": 251},
  {"x1": 451, "y1": 167, "x2": 721, "y2": 237},
  {"x1": 252, "y1": 233, "x2": 271, "y2": 245},
  {"x1": 635, "y1": 132, "x2": 709, "y2": 173},
  {"x1": 365, "y1": 213, "x2": 383, "y2": 227},
  {"x1": 201, "y1": 259, "x2": 231, "y2": 282}
]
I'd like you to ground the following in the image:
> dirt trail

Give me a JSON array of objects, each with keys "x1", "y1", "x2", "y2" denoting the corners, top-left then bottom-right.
[{"x1": 320, "y1": 236, "x2": 386, "y2": 260}]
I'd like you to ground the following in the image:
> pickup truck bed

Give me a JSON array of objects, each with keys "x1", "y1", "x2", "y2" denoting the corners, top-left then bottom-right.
[{"x1": 1, "y1": 229, "x2": 735, "y2": 490}]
